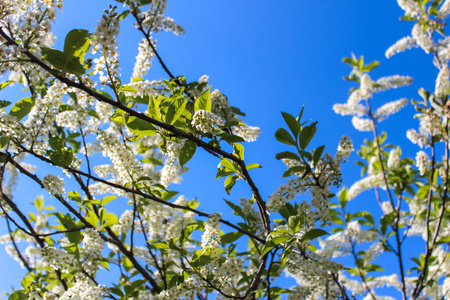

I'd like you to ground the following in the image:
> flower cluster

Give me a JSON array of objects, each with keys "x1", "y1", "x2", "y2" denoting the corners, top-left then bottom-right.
[
  {"x1": 92, "y1": 5, "x2": 120, "y2": 85},
  {"x1": 191, "y1": 109, "x2": 224, "y2": 135},
  {"x1": 42, "y1": 174, "x2": 66, "y2": 196},
  {"x1": 201, "y1": 213, "x2": 221, "y2": 256},
  {"x1": 97, "y1": 130, "x2": 145, "y2": 183},
  {"x1": 80, "y1": 228, "x2": 104, "y2": 275}
]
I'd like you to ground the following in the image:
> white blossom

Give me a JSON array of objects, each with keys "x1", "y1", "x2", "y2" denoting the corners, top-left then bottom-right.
[
  {"x1": 191, "y1": 109, "x2": 224, "y2": 135},
  {"x1": 373, "y1": 98, "x2": 408, "y2": 121},
  {"x1": 412, "y1": 23, "x2": 432, "y2": 54},
  {"x1": 416, "y1": 150, "x2": 431, "y2": 175},
  {"x1": 386, "y1": 36, "x2": 418, "y2": 58},
  {"x1": 397, "y1": 0, "x2": 422, "y2": 17},
  {"x1": 387, "y1": 148, "x2": 401, "y2": 170},
  {"x1": 351, "y1": 116, "x2": 373, "y2": 132},
  {"x1": 42, "y1": 174, "x2": 65, "y2": 195}
]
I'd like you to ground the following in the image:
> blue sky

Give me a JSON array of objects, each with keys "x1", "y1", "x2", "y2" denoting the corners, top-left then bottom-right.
[{"x1": 0, "y1": 0, "x2": 437, "y2": 297}]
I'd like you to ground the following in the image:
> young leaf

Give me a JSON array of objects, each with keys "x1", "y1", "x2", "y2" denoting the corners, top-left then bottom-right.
[
  {"x1": 63, "y1": 29, "x2": 90, "y2": 63},
  {"x1": 0, "y1": 80, "x2": 14, "y2": 91},
  {"x1": 165, "y1": 97, "x2": 187, "y2": 125},
  {"x1": 49, "y1": 137, "x2": 65, "y2": 152},
  {"x1": 179, "y1": 140, "x2": 197, "y2": 167},
  {"x1": 275, "y1": 128, "x2": 296, "y2": 146},
  {"x1": 300, "y1": 228, "x2": 328, "y2": 242},
  {"x1": 282, "y1": 166, "x2": 305, "y2": 178},
  {"x1": 147, "y1": 94, "x2": 161, "y2": 120},
  {"x1": 9, "y1": 97, "x2": 35, "y2": 121},
  {"x1": 299, "y1": 122, "x2": 317, "y2": 149},
  {"x1": 224, "y1": 175, "x2": 239, "y2": 195},
  {"x1": 275, "y1": 151, "x2": 301, "y2": 161},
  {"x1": 8, "y1": 291, "x2": 27, "y2": 300},
  {"x1": 41, "y1": 47, "x2": 66, "y2": 71},
  {"x1": 282, "y1": 112, "x2": 300, "y2": 138},
  {"x1": 233, "y1": 143, "x2": 245, "y2": 160},
  {"x1": 194, "y1": 87, "x2": 212, "y2": 112},
  {"x1": 313, "y1": 145, "x2": 325, "y2": 165},
  {"x1": 126, "y1": 116, "x2": 157, "y2": 136},
  {"x1": 50, "y1": 149, "x2": 74, "y2": 167}
]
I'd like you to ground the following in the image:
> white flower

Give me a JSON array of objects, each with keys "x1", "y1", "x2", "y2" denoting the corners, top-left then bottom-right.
[
  {"x1": 191, "y1": 109, "x2": 224, "y2": 135},
  {"x1": 132, "y1": 38, "x2": 155, "y2": 79},
  {"x1": 406, "y1": 129, "x2": 430, "y2": 148},
  {"x1": 375, "y1": 75, "x2": 413, "y2": 92},
  {"x1": 412, "y1": 23, "x2": 432, "y2": 54},
  {"x1": 360, "y1": 73, "x2": 374, "y2": 99},
  {"x1": 201, "y1": 214, "x2": 221, "y2": 257},
  {"x1": 348, "y1": 174, "x2": 384, "y2": 200},
  {"x1": 233, "y1": 124, "x2": 260, "y2": 142},
  {"x1": 415, "y1": 150, "x2": 430, "y2": 175},
  {"x1": 438, "y1": 0, "x2": 450, "y2": 19},
  {"x1": 435, "y1": 64, "x2": 450, "y2": 97},
  {"x1": 373, "y1": 98, "x2": 408, "y2": 121},
  {"x1": 351, "y1": 116, "x2": 373, "y2": 132},
  {"x1": 386, "y1": 36, "x2": 418, "y2": 58},
  {"x1": 397, "y1": 0, "x2": 422, "y2": 17},
  {"x1": 42, "y1": 174, "x2": 65, "y2": 195},
  {"x1": 387, "y1": 148, "x2": 401, "y2": 170}
]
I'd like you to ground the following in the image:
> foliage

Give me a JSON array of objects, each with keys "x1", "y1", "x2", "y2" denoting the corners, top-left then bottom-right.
[{"x1": 0, "y1": 0, "x2": 449, "y2": 299}]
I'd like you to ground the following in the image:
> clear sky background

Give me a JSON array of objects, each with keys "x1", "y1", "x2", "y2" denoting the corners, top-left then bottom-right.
[{"x1": 0, "y1": 1, "x2": 437, "y2": 297}]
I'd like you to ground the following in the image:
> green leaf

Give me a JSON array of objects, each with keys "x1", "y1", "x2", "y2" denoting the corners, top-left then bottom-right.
[
  {"x1": 220, "y1": 231, "x2": 243, "y2": 245},
  {"x1": 49, "y1": 137, "x2": 65, "y2": 152},
  {"x1": 101, "y1": 212, "x2": 119, "y2": 228},
  {"x1": 301, "y1": 229, "x2": 328, "y2": 242},
  {"x1": 147, "y1": 242, "x2": 170, "y2": 250},
  {"x1": 116, "y1": 10, "x2": 130, "y2": 21},
  {"x1": 126, "y1": 116, "x2": 157, "y2": 136},
  {"x1": 233, "y1": 143, "x2": 245, "y2": 160},
  {"x1": 246, "y1": 163, "x2": 262, "y2": 170},
  {"x1": 261, "y1": 240, "x2": 276, "y2": 258},
  {"x1": 231, "y1": 106, "x2": 246, "y2": 116},
  {"x1": 362, "y1": 61, "x2": 380, "y2": 72},
  {"x1": 194, "y1": 87, "x2": 211, "y2": 112},
  {"x1": 224, "y1": 175, "x2": 239, "y2": 195},
  {"x1": 63, "y1": 29, "x2": 90, "y2": 63},
  {"x1": 275, "y1": 151, "x2": 301, "y2": 161},
  {"x1": 179, "y1": 140, "x2": 197, "y2": 167},
  {"x1": 34, "y1": 196, "x2": 44, "y2": 212},
  {"x1": 282, "y1": 166, "x2": 305, "y2": 178},
  {"x1": 179, "y1": 224, "x2": 198, "y2": 246},
  {"x1": 147, "y1": 94, "x2": 161, "y2": 120},
  {"x1": 275, "y1": 128, "x2": 296, "y2": 146},
  {"x1": 9, "y1": 97, "x2": 35, "y2": 121},
  {"x1": 165, "y1": 97, "x2": 187, "y2": 125},
  {"x1": 282, "y1": 112, "x2": 300, "y2": 138},
  {"x1": 220, "y1": 159, "x2": 237, "y2": 173},
  {"x1": 41, "y1": 47, "x2": 67, "y2": 71},
  {"x1": 219, "y1": 132, "x2": 245, "y2": 143},
  {"x1": 338, "y1": 188, "x2": 348, "y2": 209},
  {"x1": 0, "y1": 80, "x2": 14, "y2": 91},
  {"x1": 299, "y1": 122, "x2": 317, "y2": 149},
  {"x1": 8, "y1": 291, "x2": 27, "y2": 300},
  {"x1": 50, "y1": 149, "x2": 73, "y2": 167},
  {"x1": 68, "y1": 191, "x2": 82, "y2": 203},
  {"x1": 271, "y1": 235, "x2": 292, "y2": 245},
  {"x1": 288, "y1": 215, "x2": 301, "y2": 232},
  {"x1": 64, "y1": 56, "x2": 86, "y2": 75},
  {"x1": 101, "y1": 195, "x2": 118, "y2": 206},
  {"x1": 313, "y1": 145, "x2": 325, "y2": 165},
  {"x1": 118, "y1": 86, "x2": 137, "y2": 93},
  {"x1": 0, "y1": 100, "x2": 11, "y2": 109}
]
